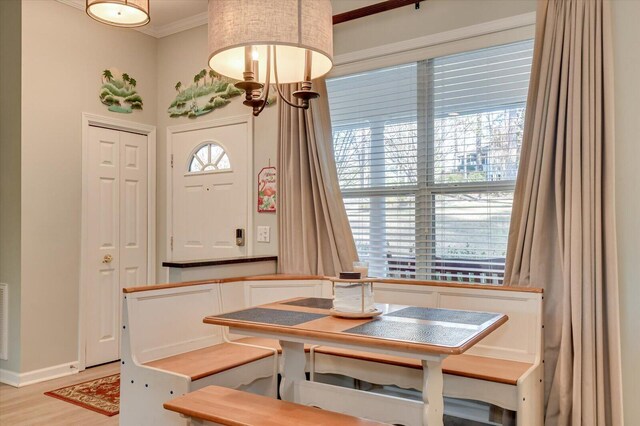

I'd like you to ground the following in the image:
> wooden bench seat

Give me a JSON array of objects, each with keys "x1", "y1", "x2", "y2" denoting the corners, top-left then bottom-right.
[
  {"x1": 144, "y1": 337, "x2": 313, "y2": 380},
  {"x1": 164, "y1": 385, "x2": 388, "y2": 426},
  {"x1": 144, "y1": 338, "x2": 278, "y2": 381},
  {"x1": 314, "y1": 347, "x2": 532, "y2": 386}
]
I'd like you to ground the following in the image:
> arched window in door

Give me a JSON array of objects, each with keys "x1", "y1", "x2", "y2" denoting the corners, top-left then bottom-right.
[{"x1": 188, "y1": 142, "x2": 231, "y2": 173}]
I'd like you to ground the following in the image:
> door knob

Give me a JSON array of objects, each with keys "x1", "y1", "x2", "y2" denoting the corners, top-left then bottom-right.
[{"x1": 102, "y1": 254, "x2": 113, "y2": 264}]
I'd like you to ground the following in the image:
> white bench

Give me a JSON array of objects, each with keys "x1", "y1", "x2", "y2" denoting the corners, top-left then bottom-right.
[
  {"x1": 311, "y1": 280, "x2": 544, "y2": 425},
  {"x1": 120, "y1": 275, "x2": 331, "y2": 425},
  {"x1": 163, "y1": 385, "x2": 388, "y2": 426}
]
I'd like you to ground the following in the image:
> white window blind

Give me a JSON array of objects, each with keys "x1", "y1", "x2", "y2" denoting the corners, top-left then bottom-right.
[{"x1": 327, "y1": 39, "x2": 533, "y2": 283}]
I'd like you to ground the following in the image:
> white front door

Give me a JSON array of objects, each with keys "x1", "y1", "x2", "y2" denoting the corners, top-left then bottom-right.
[
  {"x1": 85, "y1": 126, "x2": 148, "y2": 367},
  {"x1": 172, "y1": 121, "x2": 250, "y2": 260}
]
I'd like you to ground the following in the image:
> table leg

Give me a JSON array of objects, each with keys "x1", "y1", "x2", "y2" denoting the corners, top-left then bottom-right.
[
  {"x1": 422, "y1": 358, "x2": 444, "y2": 426},
  {"x1": 279, "y1": 340, "x2": 306, "y2": 402}
]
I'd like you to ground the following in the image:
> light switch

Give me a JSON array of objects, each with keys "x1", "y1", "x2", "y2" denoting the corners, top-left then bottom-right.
[{"x1": 257, "y1": 226, "x2": 270, "y2": 243}]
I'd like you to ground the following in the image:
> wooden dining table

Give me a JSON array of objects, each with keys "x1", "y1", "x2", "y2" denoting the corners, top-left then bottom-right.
[{"x1": 203, "y1": 297, "x2": 507, "y2": 426}]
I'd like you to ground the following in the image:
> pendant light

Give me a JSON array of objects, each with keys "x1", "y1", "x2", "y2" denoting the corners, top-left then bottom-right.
[
  {"x1": 207, "y1": 0, "x2": 333, "y2": 116},
  {"x1": 86, "y1": 0, "x2": 150, "y2": 28}
]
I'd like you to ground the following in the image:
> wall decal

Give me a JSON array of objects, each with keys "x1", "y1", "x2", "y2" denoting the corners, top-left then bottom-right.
[
  {"x1": 258, "y1": 166, "x2": 277, "y2": 213},
  {"x1": 168, "y1": 69, "x2": 276, "y2": 119},
  {"x1": 99, "y1": 68, "x2": 143, "y2": 114}
]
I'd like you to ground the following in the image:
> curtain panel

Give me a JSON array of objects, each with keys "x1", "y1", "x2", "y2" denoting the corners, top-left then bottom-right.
[
  {"x1": 277, "y1": 80, "x2": 359, "y2": 275},
  {"x1": 505, "y1": 0, "x2": 623, "y2": 424}
]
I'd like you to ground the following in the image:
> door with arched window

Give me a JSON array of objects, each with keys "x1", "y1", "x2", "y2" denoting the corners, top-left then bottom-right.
[{"x1": 170, "y1": 119, "x2": 251, "y2": 261}]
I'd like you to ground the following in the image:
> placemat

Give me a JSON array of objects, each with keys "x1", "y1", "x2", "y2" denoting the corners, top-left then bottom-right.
[
  {"x1": 385, "y1": 306, "x2": 499, "y2": 326},
  {"x1": 282, "y1": 297, "x2": 334, "y2": 310},
  {"x1": 344, "y1": 319, "x2": 477, "y2": 347},
  {"x1": 217, "y1": 307, "x2": 326, "y2": 326}
]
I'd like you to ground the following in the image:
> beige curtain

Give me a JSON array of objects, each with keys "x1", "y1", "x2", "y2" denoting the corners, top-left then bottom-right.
[
  {"x1": 277, "y1": 79, "x2": 359, "y2": 275},
  {"x1": 505, "y1": 0, "x2": 623, "y2": 424}
]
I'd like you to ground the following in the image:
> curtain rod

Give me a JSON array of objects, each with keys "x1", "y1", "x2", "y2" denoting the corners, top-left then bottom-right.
[{"x1": 333, "y1": 0, "x2": 425, "y2": 25}]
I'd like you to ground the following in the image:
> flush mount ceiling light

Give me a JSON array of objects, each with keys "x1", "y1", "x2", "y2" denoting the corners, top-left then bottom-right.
[
  {"x1": 86, "y1": 0, "x2": 150, "y2": 28},
  {"x1": 208, "y1": 0, "x2": 333, "y2": 117}
]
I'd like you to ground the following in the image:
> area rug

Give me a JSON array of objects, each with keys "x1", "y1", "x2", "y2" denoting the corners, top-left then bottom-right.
[{"x1": 44, "y1": 374, "x2": 120, "y2": 416}]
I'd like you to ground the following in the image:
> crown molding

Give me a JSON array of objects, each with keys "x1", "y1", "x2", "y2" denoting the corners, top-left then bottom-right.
[
  {"x1": 55, "y1": 0, "x2": 207, "y2": 38},
  {"x1": 56, "y1": 0, "x2": 85, "y2": 11},
  {"x1": 152, "y1": 11, "x2": 208, "y2": 38}
]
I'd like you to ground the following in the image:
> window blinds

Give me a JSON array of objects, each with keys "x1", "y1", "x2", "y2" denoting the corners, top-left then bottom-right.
[{"x1": 327, "y1": 39, "x2": 534, "y2": 283}]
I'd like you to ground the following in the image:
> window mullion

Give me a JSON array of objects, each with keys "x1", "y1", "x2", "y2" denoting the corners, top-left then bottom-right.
[
  {"x1": 429, "y1": 181, "x2": 516, "y2": 194},
  {"x1": 369, "y1": 120, "x2": 387, "y2": 277},
  {"x1": 342, "y1": 187, "x2": 417, "y2": 197},
  {"x1": 415, "y1": 59, "x2": 434, "y2": 281}
]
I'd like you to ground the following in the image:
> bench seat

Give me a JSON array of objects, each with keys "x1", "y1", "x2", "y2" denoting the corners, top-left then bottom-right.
[
  {"x1": 144, "y1": 338, "x2": 277, "y2": 381},
  {"x1": 144, "y1": 337, "x2": 313, "y2": 381},
  {"x1": 314, "y1": 347, "x2": 532, "y2": 386},
  {"x1": 164, "y1": 385, "x2": 388, "y2": 426}
]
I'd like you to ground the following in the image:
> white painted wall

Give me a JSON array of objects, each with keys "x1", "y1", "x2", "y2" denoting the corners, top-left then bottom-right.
[
  {"x1": 0, "y1": 0, "x2": 22, "y2": 374},
  {"x1": 18, "y1": 0, "x2": 157, "y2": 373},
  {"x1": 612, "y1": 1, "x2": 640, "y2": 423},
  {"x1": 332, "y1": 0, "x2": 538, "y2": 56},
  {"x1": 155, "y1": 24, "x2": 279, "y2": 282}
]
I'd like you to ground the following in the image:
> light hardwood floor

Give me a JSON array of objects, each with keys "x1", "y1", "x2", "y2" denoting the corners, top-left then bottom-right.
[{"x1": 0, "y1": 362, "x2": 120, "y2": 425}]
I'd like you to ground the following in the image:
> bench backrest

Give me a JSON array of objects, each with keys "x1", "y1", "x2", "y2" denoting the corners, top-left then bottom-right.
[
  {"x1": 123, "y1": 275, "x2": 541, "y2": 365},
  {"x1": 220, "y1": 279, "x2": 331, "y2": 313},
  {"x1": 373, "y1": 281, "x2": 543, "y2": 364},
  {"x1": 123, "y1": 276, "x2": 331, "y2": 363},
  {"x1": 124, "y1": 284, "x2": 223, "y2": 364}
]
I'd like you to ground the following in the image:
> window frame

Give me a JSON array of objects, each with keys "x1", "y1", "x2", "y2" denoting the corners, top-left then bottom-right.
[
  {"x1": 330, "y1": 34, "x2": 534, "y2": 283},
  {"x1": 185, "y1": 141, "x2": 233, "y2": 176}
]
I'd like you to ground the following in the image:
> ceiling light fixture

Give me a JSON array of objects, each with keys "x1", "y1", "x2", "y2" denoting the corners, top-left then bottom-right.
[
  {"x1": 86, "y1": 0, "x2": 150, "y2": 28},
  {"x1": 207, "y1": 0, "x2": 333, "y2": 117}
]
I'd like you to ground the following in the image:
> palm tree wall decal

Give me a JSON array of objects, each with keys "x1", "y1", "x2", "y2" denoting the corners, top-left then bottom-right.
[
  {"x1": 102, "y1": 69, "x2": 113, "y2": 83},
  {"x1": 168, "y1": 66, "x2": 274, "y2": 119},
  {"x1": 99, "y1": 69, "x2": 143, "y2": 114},
  {"x1": 122, "y1": 73, "x2": 130, "y2": 88}
]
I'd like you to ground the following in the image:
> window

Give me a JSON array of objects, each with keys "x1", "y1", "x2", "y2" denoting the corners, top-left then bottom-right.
[
  {"x1": 327, "y1": 39, "x2": 533, "y2": 284},
  {"x1": 188, "y1": 142, "x2": 231, "y2": 173}
]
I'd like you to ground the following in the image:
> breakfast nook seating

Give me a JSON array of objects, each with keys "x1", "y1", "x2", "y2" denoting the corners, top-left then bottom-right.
[
  {"x1": 120, "y1": 275, "x2": 543, "y2": 425},
  {"x1": 163, "y1": 385, "x2": 389, "y2": 426}
]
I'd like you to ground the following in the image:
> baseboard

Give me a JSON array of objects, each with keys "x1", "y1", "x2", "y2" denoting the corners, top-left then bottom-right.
[
  {"x1": 0, "y1": 368, "x2": 21, "y2": 387},
  {"x1": 0, "y1": 361, "x2": 79, "y2": 388}
]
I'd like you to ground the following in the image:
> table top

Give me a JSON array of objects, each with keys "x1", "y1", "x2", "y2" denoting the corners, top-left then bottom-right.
[{"x1": 204, "y1": 297, "x2": 508, "y2": 355}]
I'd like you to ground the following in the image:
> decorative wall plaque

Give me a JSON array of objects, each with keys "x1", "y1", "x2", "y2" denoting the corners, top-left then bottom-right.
[
  {"x1": 168, "y1": 69, "x2": 276, "y2": 119},
  {"x1": 258, "y1": 166, "x2": 277, "y2": 213},
  {"x1": 99, "y1": 68, "x2": 143, "y2": 114}
]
